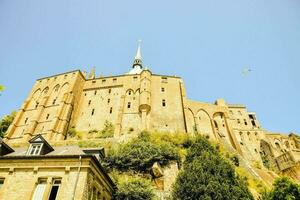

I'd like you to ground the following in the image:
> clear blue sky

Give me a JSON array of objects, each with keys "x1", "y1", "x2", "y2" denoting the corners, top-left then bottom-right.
[{"x1": 0, "y1": 0, "x2": 299, "y2": 134}]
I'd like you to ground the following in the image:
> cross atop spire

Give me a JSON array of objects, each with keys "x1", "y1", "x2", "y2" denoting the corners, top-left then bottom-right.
[{"x1": 133, "y1": 40, "x2": 142, "y2": 68}]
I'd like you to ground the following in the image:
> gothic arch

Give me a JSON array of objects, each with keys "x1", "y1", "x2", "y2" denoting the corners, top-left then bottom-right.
[
  {"x1": 125, "y1": 89, "x2": 134, "y2": 95},
  {"x1": 185, "y1": 108, "x2": 196, "y2": 134},
  {"x1": 260, "y1": 140, "x2": 275, "y2": 169},
  {"x1": 58, "y1": 82, "x2": 69, "y2": 100},
  {"x1": 41, "y1": 87, "x2": 49, "y2": 96},
  {"x1": 29, "y1": 89, "x2": 41, "y2": 109},
  {"x1": 195, "y1": 109, "x2": 215, "y2": 139}
]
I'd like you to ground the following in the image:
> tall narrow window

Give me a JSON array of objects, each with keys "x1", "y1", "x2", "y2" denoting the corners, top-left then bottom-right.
[
  {"x1": 32, "y1": 179, "x2": 47, "y2": 200},
  {"x1": 161, "y1": 87, "x2": 165, "y2": 92},
  {"x1": 244, "y1": 119, "x2": 248, "y2": 125},
  {"x1": 25, "y1": 118, "x2": 28, "y2": 124},
  {"x1": 48, "y1": 179, "x2": 61, "y2": 200},
  {"x1": 94, "y1": 90, "x2": 97, "y2": 95},
  {"x1": 162, "y1": 99, "x2": 166, "y2": 107},
  {"x1": 88, "y1": 100, "x2": 91, "y2": 106},
  {"x1": 52, "y1": 99, "x2": 56, "y2": 105},
  {"x1": 91, "y1": 109, "x2": 95, "y2": 116},
  {"x1": 46, "y1": 114, "x2": 50, "y2": 120},
  {"x1": 128, "y1": 91, "x2": 132, "y2": 95},
  {"x1": 109, "y1": 107, "x2": 113, "y2": 114},
  {"x1": 35, "y1": 102, "x2": 39, "y2": 109},
  {"x1": 127, "y1": 102, "x2": 131, "y2": 108},
  {"x1": 107, "y1": 99, "x2": 110, "y2": 104},
  {"x1": 108, "y1": 89, "x2": 111, "y2": 94},
  {"x1": 0, "y1": 178, "x2": 4, "y2": 189}
]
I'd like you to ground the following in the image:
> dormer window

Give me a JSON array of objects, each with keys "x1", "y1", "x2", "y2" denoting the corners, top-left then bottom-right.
[
  {"x1": 27, "y1": 134, "x2": 54, "y2": 156},
  {"x1": 28, "y1": 143, "x2": 43, "y2": 155},
  {"x1": 0, "y1": 139, "x2": 14, "y2": 156}
]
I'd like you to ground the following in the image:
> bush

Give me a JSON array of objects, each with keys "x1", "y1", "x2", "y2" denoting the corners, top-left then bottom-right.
[
  {"x1": 261, "y1": 177, "x2": 300, "y2": 200},
  {"x1": 97, "y1": 120, "x2": 114, "y2": 138},
  {"x1": 66, "y1": 127, "x2": 83, "y2": 139},
  {"x1": 172, "y1": 136, "x2": 254, "y2": 200},
  {"x1": 114, "y1": 176, "x2": 155, "y2": 200},
  {"x1": 0, "y1": 111, "x2": 16, "y2": 138},
  {"x1": 104, "y1": 132, "x2": 180, "y2": 173}
]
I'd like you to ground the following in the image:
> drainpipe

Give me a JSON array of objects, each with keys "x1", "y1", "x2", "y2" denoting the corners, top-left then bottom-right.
[{"x1": 71, "y1": 155, "x2": 82, "y2": 200}]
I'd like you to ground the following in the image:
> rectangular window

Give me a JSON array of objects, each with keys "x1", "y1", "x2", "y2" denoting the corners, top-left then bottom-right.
[
  {"x1": 133, "y1": 76, "x2": 138, "y2": 81},
  {"x1": 244, "y1": 119, "x2": 248, "y2": 125},
  {"x1": 108, "y1": 89, "x2": 111, "y2": 94},
  {"x1": 48, "y1": 179, "x2": 61, "y2": 200},
  {"x1": 46, "y1": 114, "x2": 50, "y2": 120},
  {"x1": 113, "y1": 78, "x2": 117, "y2": 83},
  {"x1": 32, "y1": 179, "x2": 47, "y2": 200},
  {"x1": 88, "y1": 100, "x2": 91, "y2": 106},
  {"x1": 92, "y1": 80, "x2": 96, "y2": 84},
  {"x1": 91, "y1": 109, "x2": 95, "y2": 116},
  {"x1": 25, "y1": 118, "x2": 29, "y2": 124},
  {"x1": 109, "y1": 107, "x2": 113, "y2": 114},
  {"x1": 127, "y1": 102, "x2": 131, "y2": 108},
  {"x1": 52, "y1": 99, "x2": 56, "y2": 105},
  {"x1": 102, "y1": 79, "x2": 106, "y2": 83},
  {"x1": 161, "y1": 87, "x2": 165, "y2": 92},
  {"x1": 162, "y1": 99, "x2": 166, "y2": 107},
  {"x1": 28, "y1": 143, "x2": 43, "y2": 155},
  {"x1": 0, "y1": 178, "x2": 4, "y2": 189},
  {"x1": 107, "y1": 99, "x2": 110, "y2": 104},
  {"x1": 94, "y1": 90, "x2": 97, "y2": 95},
  {"x1": 161, "y1": 77, "x2": 168, "y2": 83}
]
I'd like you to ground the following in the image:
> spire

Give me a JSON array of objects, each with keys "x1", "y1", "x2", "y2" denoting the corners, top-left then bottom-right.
[
  {"x1": 133, "y1": 40, "x2": 142, "y2": 68},
  {"x1": 88, "y1": 67, "x2": 96, "y2": 79}
]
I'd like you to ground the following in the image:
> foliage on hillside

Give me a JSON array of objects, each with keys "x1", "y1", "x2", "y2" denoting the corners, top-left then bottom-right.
[
  {"x1": 172, "y1": 136, "x2": 254, "y2": 200},
  {"x1": 104, "y1": 131, "x2": 181, "y2": 173},
  {"x1": 261, "y1": 177, "x2": 300, "y2": 200},
  {"x1": 0, "y1": 111, "x2": 16, "y2": 138},
  {"x1": 114, "y1": 175, "x2": 155, "y2": 200}
]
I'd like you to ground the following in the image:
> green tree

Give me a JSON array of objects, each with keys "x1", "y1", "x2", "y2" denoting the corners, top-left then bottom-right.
[
  {"x1": 104, "y1": 131, "x2": 180, "y2": 172},
  {"x1": 0, "y1": 111, "x2": 16, "y2": 138},
  {"x1": 172, "y1": 136, "x2": 254, "y2": 200},
  {"x1": 261, "y1": 177, "x2": 300, "y2": 200},
  {"x1": 114, "y1": 176, "x2": 155, "y2": 200}
]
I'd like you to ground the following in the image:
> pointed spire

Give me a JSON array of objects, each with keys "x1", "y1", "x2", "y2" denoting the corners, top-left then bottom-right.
[
  {"x1": 88, "y1": 67, "x2": 96, "y2": 79},
  {"x1": 133, "y1": 40, "x2": 142, "y2": 68}
]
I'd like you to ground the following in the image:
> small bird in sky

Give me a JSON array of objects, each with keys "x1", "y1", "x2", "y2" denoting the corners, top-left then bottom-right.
[{"x1": 242, "y1": 68, "x2": 252, "y2": 76}]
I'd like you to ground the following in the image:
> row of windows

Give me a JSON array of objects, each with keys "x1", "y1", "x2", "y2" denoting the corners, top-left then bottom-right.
[
  {"x1": 38, "y1": 72, "x2": 76, "y2": 84},
  {"x1": 88, "y1": 99, "x2": 167, "y2": 116},
  {"x1": 237, "y1": 119, "x2": 248, "y2": 126},
  {"x1": 85, "y1": 86, "x2": 166, "y2": 98},
  {"x1": 24, "y1": 113, "x2": 50, "y2": 125},
  {"x1": 0, "y1": 177, "x2": 61, "y2": 200}
]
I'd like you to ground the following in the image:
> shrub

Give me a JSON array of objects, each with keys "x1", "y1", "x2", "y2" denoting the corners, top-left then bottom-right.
[
  {"x1": 0, "y1": 111, "x2": 16, "y2": 138},
  {"x1": 114, "y1": 176, "x2": 155, "y2": 200},
  {"x1": 172, "y1": 136, "x2": 254, "y2": 200},
  {"x1": 97, "y1": 120, "x2": 114, "y2": 138},
  {"x1": 261, "y1": 177, "x2": 300, "y2": 200},
  {"x1": 67, "y1": 128, "x2": 82, "y2": 139},
  {"x1": 104, "y1": 132, "x2": 180, "y2": 173}
]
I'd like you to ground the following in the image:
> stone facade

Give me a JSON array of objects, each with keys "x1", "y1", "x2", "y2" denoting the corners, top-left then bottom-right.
[{"x1": 3, "y1": 45, "x2": 300, "y2": 181}]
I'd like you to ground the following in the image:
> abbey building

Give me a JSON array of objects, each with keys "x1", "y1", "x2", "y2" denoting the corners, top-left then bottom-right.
[{"x1": 1, "y1": 44, "x2": 300, "y2": 199}]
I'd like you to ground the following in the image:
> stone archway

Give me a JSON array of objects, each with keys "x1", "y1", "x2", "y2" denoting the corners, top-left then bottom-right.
[
  {"x1": 260, "y1": 140, "x2": 275, "y2": 169},
  {"x1": 195, "y1": 109, "x2": 215, "y2": 140}
]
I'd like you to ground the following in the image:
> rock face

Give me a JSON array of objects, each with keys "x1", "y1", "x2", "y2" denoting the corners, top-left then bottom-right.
[{"x1": 152, "y1": 161, "x2": 179, "y2": 193}]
